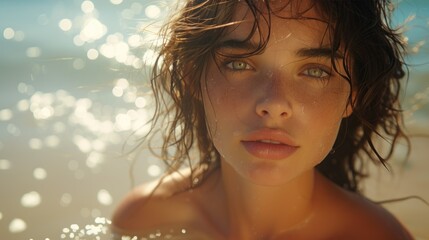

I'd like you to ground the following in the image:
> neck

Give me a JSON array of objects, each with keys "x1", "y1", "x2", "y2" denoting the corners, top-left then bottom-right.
[{"x1": 218, "y1": 160, "x2": 316, "y2": 239}]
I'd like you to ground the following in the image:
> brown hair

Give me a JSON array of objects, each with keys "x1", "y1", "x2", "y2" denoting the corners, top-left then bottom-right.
[{"x1": 146, "y1": 0, "x2": 409, "y2": 193}]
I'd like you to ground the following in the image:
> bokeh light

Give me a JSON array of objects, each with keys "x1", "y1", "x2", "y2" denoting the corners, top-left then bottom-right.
[
  {"x1": 145, "y1": 5, "x2": 161, "y2": 19},
  {"x1": 73, "y1": 58, "x2": 85, "y2": 70},
  {"x1": 33, "y1": 168, "x2": 47, "y2": 180},
  {"x1": 97, "y1": 189, "x2": 113, "y2": 206},
  {"x1": 59, "y1": 19, "x2": 73, "y2": 32},
  {"x1": 21, "y1": 191, "x2": 42, "y2": 208},
  {"x1": 29, "y1": 138, "x2": 43, "y2": 150},
  {"x1": 79, "y1": 18, "x2": 107, "y2": 43},
  {"x1": 0, "y1": 0, "x2": 428, "y2": 239},
  {"x1": 14, "y1": 30, "x2": 25, "y2": 41},
  {"x1": 0, "y1": 159, "x2": 11, "y2": 170},
  {"x1": 3, "y1": 27, "x2": 15, "y2": 39},
  {"x1": 110, "y1": 0, "x2": 123, "y2": 5},
  {"x1": 81, "y1": 1, "x2": 95, "y2": 14},
  {"x1": 86, "y1": 48, "x2": 99, "y2": 60},
  {"x1": 26, "y1": 47, "x2": 41, "y2": 58},
  {"x1": 0, "y1": 109, "x2": 13, "y2": 121},
  {"x1": 9, "y1": 218, "x2": 27, "y2": 233},
  {"x1": 60, "y1": 193, "x2": 73, "y2": 207},
  {"x1": 147, "y1": 164, "x2": 161, "y2": 177}
]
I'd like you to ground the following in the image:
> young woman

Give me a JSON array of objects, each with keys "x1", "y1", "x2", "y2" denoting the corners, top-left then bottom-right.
[{"x1": 112, "y1": 0, "x2": 413, "y2": 239}]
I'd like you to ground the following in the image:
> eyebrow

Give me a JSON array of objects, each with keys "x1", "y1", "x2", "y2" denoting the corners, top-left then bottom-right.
[
  {"x1": 297, "y1": 47, "x2": 344, "y2": 59},
  {"x1": 216, "y1": 39, "x2": 260, "y2": 51},
  {"x1": 217, "y1": 39, "x2": 344, "y2": 59}
]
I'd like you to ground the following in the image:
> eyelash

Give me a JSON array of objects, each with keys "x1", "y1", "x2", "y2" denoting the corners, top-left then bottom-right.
[
  {"x1": 221, "y1": 59, "x2": 331, "y2": 81},
  {"x1": 301, "y1": 66, "x2": 331, "y2": 79},
  {"x1": 224, "y1": 59, "x2": 254, "y2": 71}
]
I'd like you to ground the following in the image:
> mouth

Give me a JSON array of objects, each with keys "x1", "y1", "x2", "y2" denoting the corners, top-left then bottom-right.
[
  {"x1": 241, "y1": 129, "x2": 299, "y2": 160},
  {"x1": 258, "y1": 140, "x2": 283, "y2": 144}
]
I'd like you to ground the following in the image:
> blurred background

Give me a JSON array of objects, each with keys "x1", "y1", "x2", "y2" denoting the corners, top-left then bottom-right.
[{"x1": 0, "y1": 0, "x2": 428, "y2": 239}]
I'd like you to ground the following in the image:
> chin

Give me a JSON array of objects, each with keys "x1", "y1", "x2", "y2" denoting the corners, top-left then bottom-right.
[{"x1": 244, "y1": 162, "x2": 299, "y2": 186}]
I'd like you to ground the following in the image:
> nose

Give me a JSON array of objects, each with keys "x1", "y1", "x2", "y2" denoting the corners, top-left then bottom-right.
[{"x1": 255, "y1": 79, "x2": 292, "y2": 119}]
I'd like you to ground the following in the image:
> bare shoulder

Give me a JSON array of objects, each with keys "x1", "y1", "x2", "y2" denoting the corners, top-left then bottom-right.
[
  {"x1": 342, "y1": 193, "x2": 413, "y2": 239},
  {"x1": 111, "y1": 171, "x2": 201, "y2": 236},
  {"x1": 317, "y1": 174, "x2": 413, "y2": 239}
]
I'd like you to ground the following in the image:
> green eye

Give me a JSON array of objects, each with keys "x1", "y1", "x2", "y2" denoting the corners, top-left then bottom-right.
[
  {"x1": 226, "y1": 60, "x2": 252, "y2": 71},
  {"x1": 303, "y1": 67, "x2": 329, "y2": 78}
]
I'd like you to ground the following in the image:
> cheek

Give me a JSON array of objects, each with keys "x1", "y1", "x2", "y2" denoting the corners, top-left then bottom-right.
[
  {"x1": 202, "y1": 76, "x2": 230, "y2": 126},
  {"x1": 201, "y1": 76, "x2": 233, "y2": 151},
  {"x1": 305, "y1": 111, "x2": 344, "y2": 167},
  {"x1": 297, "y1": 87, "x2": 349, "y2": 159},
  {"x1": 202, "y1": 72, "x2": 255, "y2": 161},
  {"x1": 295, "y1": 82, "x2": 350, "y2": 142},
  {"x1": 202, "y1": 71, "x2": 251, "y2": 123},
  {"x1": 292, "y1": 79, "x2": 350, "y2": 108},
  {"x1": 315, "y1": 119, "x2": 342, "y2": 153}
]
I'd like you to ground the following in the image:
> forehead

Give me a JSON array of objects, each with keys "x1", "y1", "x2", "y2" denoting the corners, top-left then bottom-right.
[{"x1": 225, "y1": 0, "x2": 331, "y2": 47}]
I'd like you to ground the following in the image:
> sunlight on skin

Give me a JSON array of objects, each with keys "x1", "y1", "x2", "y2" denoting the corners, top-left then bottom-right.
[{"x1": 0, "y1": 0, "x2": 427, "y2": 239}]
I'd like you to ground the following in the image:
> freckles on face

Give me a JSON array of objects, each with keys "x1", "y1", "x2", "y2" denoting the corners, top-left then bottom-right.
[
  {"x1": 200, "y1": 2, "x2": 352, "y2": 185},
  {"x1": 202, "y1": 65, "x2": 349, "y2": 185}
]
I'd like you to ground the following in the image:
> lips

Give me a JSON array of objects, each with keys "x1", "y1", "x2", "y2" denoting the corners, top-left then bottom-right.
[{"x1": 241, "y1": 129, "x2": 299, "y2": 160}]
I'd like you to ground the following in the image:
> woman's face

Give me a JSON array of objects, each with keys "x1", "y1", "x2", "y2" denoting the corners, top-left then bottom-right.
[{"x1": 202, "y1": 1, "x2": 353, "y2": 186}]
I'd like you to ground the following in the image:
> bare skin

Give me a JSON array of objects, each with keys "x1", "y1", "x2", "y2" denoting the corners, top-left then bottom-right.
[
  {"x1": 111, "y1": 168, "x2": 412, "y2": 239},
  {"x1": 112, "y1": 1, "x2": 413, "y2": 239}
]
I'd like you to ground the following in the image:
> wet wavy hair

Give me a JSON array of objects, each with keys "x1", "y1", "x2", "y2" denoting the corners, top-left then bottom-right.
[{"x1": 146, "y1": 0, "x2": 409, "y2": 193}]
